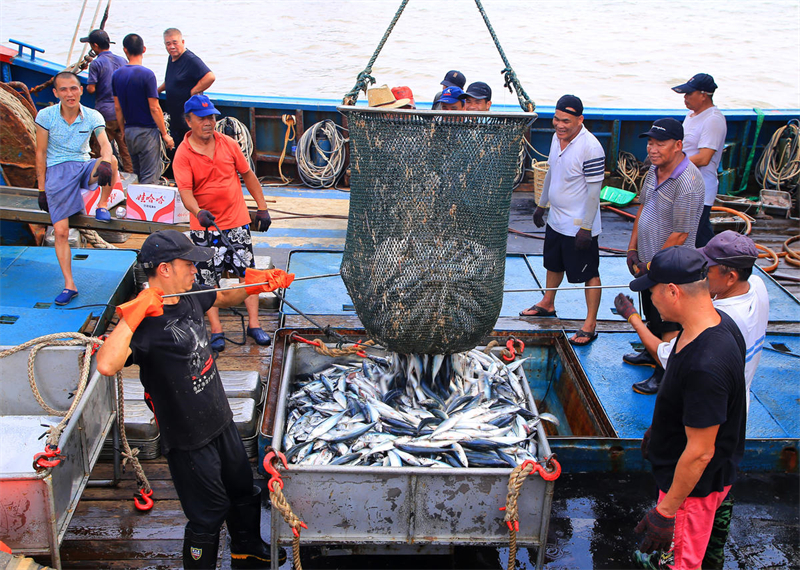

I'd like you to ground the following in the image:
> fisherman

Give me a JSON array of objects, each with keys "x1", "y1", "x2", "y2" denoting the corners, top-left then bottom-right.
[
  {"x1": 464, "y1": 81, "x2": 492, "y2": 111},
  {"x1": 522, "y1": 95, "x2": 605, "y2": 346},
  {"x1": 618, "y1": 246, "x2": 746, "y2": 570},
  {"x1": 81, "y1": 29, "x2": 133, "y2": 173},
  {"x1": 432, "y1": 69, "x2": 466, "y2": 110},
  {"x1": 173, "y1": 94, "x2": 273, "y2": 350},
  {"x1": 35, "y1": 71, "x2": 119, "y2": 305},
  {"x1": 623, "y1": 118, "x2": 704, "y2": 394},
  {"x1": 366, "y1": 85, "x2": 410, "y2": 109},
  {"x1": 438, "y1": 85, "x2": 467, "y2": 111},
  {"x1": 159, "y1": 28, "x2": 215, "y2": 148},
  {"x1": 95, "y1": 230, "x2": 291, "y2": 569},
  {"x1": 112, "y1": 33, "x2": 174, "y2": 183},
  {"x1": 391, "y1": 86, "x2": 416, "y2": 109},
  {"x1": 672, "y1": 73, "x2": 727, "y2": 247},
  {"x1": 614, "y1": 230, "x2": 769, "y2": 569}
]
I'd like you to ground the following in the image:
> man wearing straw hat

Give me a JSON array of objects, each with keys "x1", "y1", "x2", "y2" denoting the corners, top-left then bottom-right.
[
  {"x1": 96, "y1": 230, "x2": 292, "y2": 569},
  {"x1": 522, "y1": 94, "x2": 605, "y2": 347}
]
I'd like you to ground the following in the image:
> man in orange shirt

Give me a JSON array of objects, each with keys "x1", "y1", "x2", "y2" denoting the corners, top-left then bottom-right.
[{"x1": 173, "y1": 94, "x2": 272, "y2": 350}]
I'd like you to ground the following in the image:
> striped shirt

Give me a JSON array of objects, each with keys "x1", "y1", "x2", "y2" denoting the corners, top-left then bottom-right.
[
  {"x1": 35, "y1": 103, "x2": 105, "y2": 167},
  {"x1": 546, "y1": 125, "x2": 606, "y2": 237},
  {"x1": 637, "y1": 155, "x2": 704, "y2": 262}
]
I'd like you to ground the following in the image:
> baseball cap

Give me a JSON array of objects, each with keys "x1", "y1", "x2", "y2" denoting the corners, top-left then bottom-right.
[
  {"x1": 184, "y1": 94, "x2": 220, "y2": 117},
  {"x1": 555, "y1": 94, "x2": 583, "y2": 117},
  {"x1": 639, "y1": 118, "x2": 684, "y2": 141},
  {"x1": 138, "y1": 230, "x2": 214, "y2": 269},
  {"x1": 465, "y1": 82, "x2": 492, "y2": 100},
  {"x1": 630, "y1": 246, "x2": 709, "y2": 292},
  {"x1": 697, "y1": 230, "x2": 758, "y2": 268},
  {"x1": 440, "y1": 70, "x2": 466, "y2": 89},
  {"x1": 439, "y1": 86, "x2": 467, "y2": 105},
  {"x1": 672, "y1": 73, "x2": 718, "y2": 94},
  {"x1": 391, "y1": 86, "x2": 416, "y2": 108},
  {"x1": 79, "y1": 29, "x2": 113, "y2": 47}
]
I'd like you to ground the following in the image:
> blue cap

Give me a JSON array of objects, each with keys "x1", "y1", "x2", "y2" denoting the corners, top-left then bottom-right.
[
  {"x1": 441, "y1": 70, "x2": 466, "y2": 89},
  {"x1": 184, "y1": 94, "x2": 219, "y2": 117},
  {"x1": 439, "y1": 86, "x2": 467, "y2": 105},
  {"x1": 672, "y1": 73, "x2": 717, "y2": 94},
  {"x1": 630, "y1": 246, "x2": 709, "y2": 292},
  {"x1": 465, "y1": 82, "x2": 492, "y2": 100}
]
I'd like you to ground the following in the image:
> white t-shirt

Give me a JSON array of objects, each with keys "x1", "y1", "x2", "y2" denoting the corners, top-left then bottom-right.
[
  {"x1": 546, "y1": 125, "x2": 605, "y2": 237},
  {"x1": 657, "y1": 275, "x2": 769, "y2": 410},
  {"x1": 682, "y1": 106, "x2": 727, "y2": 206}
]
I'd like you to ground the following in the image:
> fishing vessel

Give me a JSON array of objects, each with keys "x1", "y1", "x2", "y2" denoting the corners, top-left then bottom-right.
[{"x1": 0, "y1": 25, "x2": 798, "y2": 570}]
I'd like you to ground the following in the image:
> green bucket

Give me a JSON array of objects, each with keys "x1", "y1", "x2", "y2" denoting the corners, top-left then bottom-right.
[{"x1": 600, "y1": 185, "x2": 637, "y2": 207}]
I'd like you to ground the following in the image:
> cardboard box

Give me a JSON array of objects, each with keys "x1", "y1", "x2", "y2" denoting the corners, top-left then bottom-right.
[
  {"x1": 126, "y1": 184, "x2": 189, "y2": 224},
  {"x1": 81, "y1": 171, "x2": 136, "y2": 216}
]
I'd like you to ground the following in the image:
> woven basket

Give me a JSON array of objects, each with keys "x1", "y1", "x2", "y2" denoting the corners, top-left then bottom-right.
[{"x1": 532, "y1": 160, "x2": 549, "y2": 207}]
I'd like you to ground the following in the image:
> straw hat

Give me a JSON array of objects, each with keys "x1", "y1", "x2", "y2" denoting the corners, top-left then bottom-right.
[{"x1": 367, "y1": 85, "x2": 410, "y2": 109}]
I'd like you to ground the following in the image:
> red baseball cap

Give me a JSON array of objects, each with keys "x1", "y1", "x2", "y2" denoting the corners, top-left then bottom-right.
[{"x1": 391, "y1": 86, "x2": 415, "y2": 108}]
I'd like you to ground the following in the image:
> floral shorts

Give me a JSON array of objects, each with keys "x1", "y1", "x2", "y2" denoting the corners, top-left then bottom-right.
[{"x1": 190, "y1": 224, "x2": 255, "y2": 286}]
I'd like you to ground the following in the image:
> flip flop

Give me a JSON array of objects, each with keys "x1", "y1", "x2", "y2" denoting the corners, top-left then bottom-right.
[
  {"x1": 569, "y1": 330, "x2": 598, "y2": 346},
  {"x1": 519, "y1": 305, "x2": 557, "y2": 317}
]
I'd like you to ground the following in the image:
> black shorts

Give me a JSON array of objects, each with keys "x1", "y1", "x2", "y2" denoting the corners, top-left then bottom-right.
[
  {"x1": 190, "y1": 225, "x2": 255, "y2": 286},
  {"x1": 640, "y1": 288, "x2": 682, "y2": 337},
  {"x1": 543, "y1": 225, "x2": 600, "y2": 283}
]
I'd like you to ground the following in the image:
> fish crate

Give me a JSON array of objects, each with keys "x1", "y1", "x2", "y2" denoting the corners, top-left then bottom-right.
[
  {"x1": 0, "y1": 345, "x2": 116, "y2": 569},
  {"x1": 264, "y1": 328, "x2": 556, "y2": 568}
]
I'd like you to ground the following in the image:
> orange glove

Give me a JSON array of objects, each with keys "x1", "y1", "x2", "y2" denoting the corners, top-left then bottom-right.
[
  {"x1": 244, "y1": 268, "x2": 295, "y2": 295},
  {"x1": 115, "y1": 287, "x2": 164, "y2": 332}
]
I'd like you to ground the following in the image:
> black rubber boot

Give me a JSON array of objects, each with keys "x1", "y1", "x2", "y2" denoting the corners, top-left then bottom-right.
[
  {"x1": 227, "y1": 486, "x2": 287, "y2": 568},
  {"x1": 182, "y1": 527, "x2": 220, "y2": 569},
  {"x1": 623, "y1": 349, "x2": 657, "y2": 367},
  {"x1": 632, "y1": 365, "x2": 664, "y2": 395}
]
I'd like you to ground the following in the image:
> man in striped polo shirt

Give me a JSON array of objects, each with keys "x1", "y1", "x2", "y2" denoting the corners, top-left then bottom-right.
[
  {"x1": 624, "y1": 118, "x2": 704, "y2": 394},
  {"x1": 522, "y1": 95, "x2": 606, "y2": 346}
]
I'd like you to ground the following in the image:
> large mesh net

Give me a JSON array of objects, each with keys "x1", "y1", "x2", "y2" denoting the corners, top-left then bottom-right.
[{"x1": 339, "y1": 108, "x2": 536, "y2": 354}]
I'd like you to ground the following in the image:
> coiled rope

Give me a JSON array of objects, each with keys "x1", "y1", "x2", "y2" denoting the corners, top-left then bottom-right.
[
  {"x1": 617, "y1": 151, "x2": 648, "y2": 193},
  {"x1": 0, "y1": 333, "x2": 150, "y2": 494},
  {"x1": 79, "y1": 229, "x2": 117, "y2": 249},
  {"x1": 756, "y1": 119, "x2": 800, "y2": 195},
  {"x1": 295, "y1": 120, "x2": 347, "y2": 189},
  {"x1": 215, "y1": 116, "x2": 256, "y2": 173}
]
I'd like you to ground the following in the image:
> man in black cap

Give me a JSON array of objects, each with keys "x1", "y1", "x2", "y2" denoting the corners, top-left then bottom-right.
[
  {"x1": 672, "y1": 73, "x2": 727, "y2": 247},
  {"x1": 617, "y1": 246, "x2": 746, "y2": 570},
  {"x1": 81, "y1": 29, "x2": 133, "y2": 173},
  {"x1": 96, "y1": 230, "x2": 292, "y2": 569},
  {"x1": 623, "y1": 118, "x2": 704, "y2": 394},
  {"x1": 522, "y1": 95, "x2": 606, "y2": 347},
  {"x1": 432, "y1": 69, "x2": 466, "y2": 110},
  {"x1": 464, "y1": 82, "x2": 492, "y2": 111}
]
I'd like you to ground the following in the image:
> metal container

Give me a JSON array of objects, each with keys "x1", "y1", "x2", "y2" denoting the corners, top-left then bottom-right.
[
  {"x1": 269, "y1": 341, "x2": 555, "y2": 569},
  {"x1": 0, "y1": 345, "x2": 116, "y2": 569}
]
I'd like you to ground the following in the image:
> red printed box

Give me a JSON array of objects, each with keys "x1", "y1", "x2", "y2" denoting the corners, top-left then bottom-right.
[
  {"x1": 126, "y1": 184, "x2": 189, "y2": 224},
  {"x1": 82, "y1": 179, "x2": 126, "y2": 216}
]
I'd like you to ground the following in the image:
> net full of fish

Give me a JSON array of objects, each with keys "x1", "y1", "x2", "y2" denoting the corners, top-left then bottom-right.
[{"x1": 282, "y1": 349, "x2": 559, "y2": 469}]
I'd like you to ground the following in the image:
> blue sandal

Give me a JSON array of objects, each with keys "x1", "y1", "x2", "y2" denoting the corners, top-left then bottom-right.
[
  {"x1": 95, "y1": 207, "x2": 111, "y2": 222},
  {"x1": 54, "y1": 288, "x2": 79, "y2": 305}
]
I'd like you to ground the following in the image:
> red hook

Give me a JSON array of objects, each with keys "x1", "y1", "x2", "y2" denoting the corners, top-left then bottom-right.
[
  {"x1": 501, "y1": 337, "x2": 525, "y2": 362},
  {"x1": 33, "y1": 445, "x2": 63, "y2": 470},
  {"x1": 290, "y1": 333, "x2": 322, "y2": 348},
  {"x1": 291, "y1": 521, "x2": 309, "y2": 538},
  {"x1": 354, "y1": 340, "x2": 367, "y2": 358},
  {"x1": 133, "y1": 488, "x2": 154, "y2": 511},
  {"x1": 263, "y1": 450, "x2": 288, "y2": 491}
]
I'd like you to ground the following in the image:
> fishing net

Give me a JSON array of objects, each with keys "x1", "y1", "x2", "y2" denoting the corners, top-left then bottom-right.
[{"x1": 339, "y1": 108, "x2": 536, "y2": 354}]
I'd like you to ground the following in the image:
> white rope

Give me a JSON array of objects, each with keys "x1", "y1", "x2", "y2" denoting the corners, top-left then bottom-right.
[
  {"x1": 215, "y1": 116, "x2": 255, "y2": 172},
  {"x1": 295, "y1": 120, "x2": 347, "y2": 188},
  {"x1": 756, "y1": 119, "x2": 800, "y2": 195}
]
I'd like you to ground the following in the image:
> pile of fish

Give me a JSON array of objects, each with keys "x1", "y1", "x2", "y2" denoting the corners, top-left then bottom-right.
[{"x1": 281, "y1": 348, "x2": 558, "y2": 468}]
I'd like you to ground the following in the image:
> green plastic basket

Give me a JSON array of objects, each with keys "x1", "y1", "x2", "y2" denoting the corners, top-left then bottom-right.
[{"x1": 600, "y1": 185, "x2": 637, "y2": 206}]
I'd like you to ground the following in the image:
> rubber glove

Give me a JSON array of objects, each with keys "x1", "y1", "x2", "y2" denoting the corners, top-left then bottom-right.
[
  {"x1": 641, "y1": 426, "x2": 652, "y2": 461},
  {"x1": 96, "y1": 160, "x2": 113, "y2": 187},
  {"x1": 244, "y1": 268, "x2": 295, "y2": 294},
  {"x1": 115, "y1": 287, "x2": 164, "y2": 332},
  {"x1": 614, "y1": 293, "x2": 639, "y2": 322},
  {"x1": 197, "y1": 209, "x2": 216, "y2": 228},
  {"x1": 635, "y1": 506, "x2": 675, "y2": 553},
  {"x1": 38, "y1": 191, "x2": 49, "y2": 212},
  {"x1": 574, "y1": 228, "x2": 592, "y2": 251},
  {"x1": 253, "y1": 209, "x2": 271, "y2": 232},
  {"x1": 532, "y1": 207, "x2": 546, "y2": 228},
  {"x1": 626, "y1": 249, "x2": 641, "y2": 276}
]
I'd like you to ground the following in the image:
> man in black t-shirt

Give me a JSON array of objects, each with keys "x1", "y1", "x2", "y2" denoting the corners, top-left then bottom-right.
[
  {"x1": 623, "y1": 246, "x2": 746, "y2": 570},
  {"x1": 158, "y1": 28, "x2": 215, "y2": 148},
  {"x1": 97, "y1": 230, "x2": 293, "y2": 569}
]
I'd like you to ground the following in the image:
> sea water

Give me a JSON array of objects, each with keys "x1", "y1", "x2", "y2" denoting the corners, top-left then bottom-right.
[{"x1": 2, "y1": 0, "x2": 798, "y2": 109}]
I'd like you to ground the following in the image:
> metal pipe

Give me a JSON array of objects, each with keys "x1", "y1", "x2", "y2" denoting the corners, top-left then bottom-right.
[
  {"x1": 66, "y1": 0, "x2": 90, "y2": 65},
  {"x1": 504, "y1": 284, "x2": 631, "y2": 293}
]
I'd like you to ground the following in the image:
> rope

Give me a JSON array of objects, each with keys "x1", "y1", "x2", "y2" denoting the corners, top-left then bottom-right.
[
  {"x1": 473, "y1": 0, "x2": 535, "y2": 112},
  {"x1": 755, "y1": 119, "x2": 800, "y2": 195},
  {"x1": 295, "y1": 120, "x2": 347, "y2": 188},
  {"x1": 268, "y1": 481, "x2": 304, "y2": 570},
  {"x1": 79, "y1": 228, "x2": 117, "y2": 249},
  {"x1": 734, "y1": 107, "x2": 765, "y2": 195},
  {"x1": 291, "y1": 334, "x2": 376, "y2": 357},
  {"x1": 0, "y1": 85, "x2": 37, "y2": 140},
  {"x1": 115, "y1": 368, "x2": 150, "y2": 493},
  {"x1": 215, "y1": 116, "x2": 256, "y2": 173},
  {"x1": 342, "y1": 0, "x2": 410, "y2": 105},
  {"x1": 617, "y1": 151, "x2": 647, "y2": 193}
]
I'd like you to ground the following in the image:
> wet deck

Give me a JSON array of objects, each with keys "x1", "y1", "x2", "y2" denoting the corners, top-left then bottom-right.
[{"x1": 29, "y1": 189, "x2": 800, "y2": 568}]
